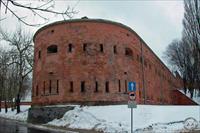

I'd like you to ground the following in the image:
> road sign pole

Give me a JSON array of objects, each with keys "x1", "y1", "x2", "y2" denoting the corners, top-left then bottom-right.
[{"x1": 131, "y1": 108, "x2": 133, "y2": 133}]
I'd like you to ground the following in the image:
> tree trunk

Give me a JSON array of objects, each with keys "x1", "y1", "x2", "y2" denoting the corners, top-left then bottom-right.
[
  {"x1": 11, "y1": 100, "x2": 14, "y2": 111},
  {"x1": 16, "y1": 94, "x2": 21, "y2": 113},
  {"x1": 0, "y1": 100, "x2": 1, "y2": 112},
  {"x1": 4, "y1": 100, "x2": 7, "y2": 113},
  {"x1": 183, "y1": 77, "x2": 187, "y2": 94}
]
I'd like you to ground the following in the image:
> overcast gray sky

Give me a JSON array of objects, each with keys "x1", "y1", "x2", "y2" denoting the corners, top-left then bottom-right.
[{"x1": 0, "y1": 0, "x2": 184, "y2": 66}]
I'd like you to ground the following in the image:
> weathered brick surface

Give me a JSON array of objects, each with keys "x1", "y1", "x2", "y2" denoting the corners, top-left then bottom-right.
[
  {"x1": 32, "y1": 18, "x2": 183, "y2": 106},
  {"x1": 171, "y1": 90, "x2": 198, "y2": 105}
]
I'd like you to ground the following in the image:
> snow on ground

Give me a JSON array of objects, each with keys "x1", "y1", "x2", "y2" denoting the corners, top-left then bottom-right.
[
  {"x1": 0, "y1": 105, "x2": 30, "y2": 122},
  {"x1": 47, "y1": 105, "x2": 200, "y2": 133}
]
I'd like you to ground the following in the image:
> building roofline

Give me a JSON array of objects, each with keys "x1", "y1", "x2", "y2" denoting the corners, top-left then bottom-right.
[{"x1": 33, "y1": 18, "x2": 174, "y2": 78}]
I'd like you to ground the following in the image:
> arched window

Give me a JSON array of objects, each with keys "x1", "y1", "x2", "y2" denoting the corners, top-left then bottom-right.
[
  {"x1": 47, "y1": 45, "x2": 57, "y2": 53},
  {"x1": 125, "y1": 47, "x2": 133, "y2": 57}
]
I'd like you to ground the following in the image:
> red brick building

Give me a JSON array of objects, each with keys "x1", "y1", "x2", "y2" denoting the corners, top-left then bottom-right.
[{"x1": 32, "y1": 18, "x2": 185, "y2": 106}]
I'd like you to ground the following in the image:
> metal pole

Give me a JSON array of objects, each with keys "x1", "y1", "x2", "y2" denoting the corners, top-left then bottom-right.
[{"x1": 131, "y1": 108, "x2": 133, "y2": 133}]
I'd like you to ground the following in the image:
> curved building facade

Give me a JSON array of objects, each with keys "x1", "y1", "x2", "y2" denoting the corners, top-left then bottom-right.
[{"x1": 32, "y1": 18, "x2": 181, "y2": 106}]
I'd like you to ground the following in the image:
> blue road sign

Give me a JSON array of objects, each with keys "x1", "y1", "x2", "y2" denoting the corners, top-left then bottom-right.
[{"x1": 128, "y1": 82, "x2": 136, "y2": 92}]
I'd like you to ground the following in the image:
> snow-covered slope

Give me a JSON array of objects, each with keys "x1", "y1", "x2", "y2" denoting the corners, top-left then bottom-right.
[
  {"x1": 0, "y1": 105, "x2": 30, "y2": 122},
  {"x1": 0, "y1": 105, "x2": 199, "y2": 132},
  {"x1": 47, "y1": 105, "x2": 200, "y2": 133}
]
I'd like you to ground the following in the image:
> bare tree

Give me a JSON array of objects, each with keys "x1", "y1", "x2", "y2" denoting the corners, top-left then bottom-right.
[
  {"x1": 164, "y1": 0, "x2": 200, "y2": 98},
  {"x1": 183, "y1": 0, "x2": 200, "y2": 94},
  {"x1": 0, "y1": 49, "x2": 10, "y2": 113},
  {"x1": 0, "y1": 0, "x2": 77, "y2": 26},
  {"x1": 0, "y1": 26, "x2": 33, "y2": 113}
]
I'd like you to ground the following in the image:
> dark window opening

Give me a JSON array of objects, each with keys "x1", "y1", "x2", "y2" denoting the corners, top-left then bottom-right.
[
  {"x1": 70, "y1": 81, "x2": 73, "y2": 92},
  {"x1": 113, "y1": 45, "x2": 117, "y2": 54},
  {"x1": 57, "y1": 80, "x2": 59, "y2": 94},
  {"x1": 95, "y1": 81, "x2": 98, "y2": 92},
  {"x1": 49, "y1": 80, "x2": 52, "y2": 94},
  {"x1": 140, "y1": 56, "x2": 143, "y2": 63},
  {"x1": 118, "y1": 80, "x2": 121, "y2": 92},
  {"x1": 43, "y1": 81, "x2": 45, "y2": 95},
  {"x1": 68, "y1": 43, "x2": 73, "y2": 52},
  {"x1": 125, "y1": 80, "x2": 127, "y2": 92},
  {"x1": 100, "y1": 44, "x2": 103, "y2": 52},
  {"x1": 125, "y1": 47, "x2": 133, "y2": 57},
  {"x1": 38, "y1": 51, "x2": 41, "y2": 59},
  {"x1": 105, "y1": 81, "x2": 109, "y2": 93},
  {"x1": 49, "y1": 72, "x2": 54, "y2": 75},
  {"x1": 83, "y1": 43, "x2": 87, "y2": 51},
  {"x1": 81, "y1": 81, "x2": 85, "y2": 92},
  {"x1": 36, "y1": 85, "x2": 39, "y2": 96},
  {"x1": 47, "y1": 45, "x2": 57, "y2": 53}
]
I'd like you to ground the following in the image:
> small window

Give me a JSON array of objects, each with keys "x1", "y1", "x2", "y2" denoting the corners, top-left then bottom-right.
[
  {"x1": 47, "y1": 45, "x2": 57, "y2": 53},
  {"x1": 70, "y1": 81, "x2": 73, "y2": 92},
  {"x1": 125, "y1": 47, "x2": 133, "y2": 57},
  {"x1": 140, "y1": 56, "x2": 143, "y2": 63},
  {"x1": 43, "y1": 81, "x2": 45, "y2": 95},
  {"x1": 95, "y1": 81, "x2": 98, "y2": 92},
  {"x1": 38, "y1": 51, "x2": 41, "y2": 59},
  {"x1": 49, "y1": 80, "x2": 52, "y2": 94},
  {"x1": 68, "y1": 43, "x2": 73, "y2": 52},
  {"x1": 113, "y1": 45, "x2": 117, "y2": 54},
  {"x1": 100, "y1": 44, "x2": 103, "y2": 52},
  {"x1": 83, "y1": 43, "x2": 87, "y2": 51},
  {"x1": 57, "y1": 80, "x2": 59, "y2": 94},
  {"x1": 105, "y1": 81, "x2": 109, "y2": 93},
  {"x1": 36, "y1": 85, "x2": 39, "y2": 96},
  {"x1": 81, "y1": 81, "x2": 85, "y2": 92},
  {"x1": 118, "y1": 80, "x2": 121, "y2": 92}
]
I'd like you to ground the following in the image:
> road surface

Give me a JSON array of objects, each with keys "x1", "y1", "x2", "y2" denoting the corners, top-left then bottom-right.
[{"x1": 0, "y1": 118, "x2": 58, "y2": 133}]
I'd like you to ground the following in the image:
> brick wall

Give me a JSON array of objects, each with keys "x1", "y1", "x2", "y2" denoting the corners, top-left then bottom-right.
[
  {"x1": 171, "y1": 90, "x2": 198, "y2": 105},
  {"x1": 32, "y1": 19, "x2": 182, "y2": 106}
]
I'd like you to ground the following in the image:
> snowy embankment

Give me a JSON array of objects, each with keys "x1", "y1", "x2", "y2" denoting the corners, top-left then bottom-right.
[
  {"x1": 47, "y1": 105, "x2": 200, "y2": 133},
  {"x1": 0, "y1": 105, "x2": 30, "y2": 122},
  {"x1": 0, "y1": 105, "x2": 199, "y2": 132}
]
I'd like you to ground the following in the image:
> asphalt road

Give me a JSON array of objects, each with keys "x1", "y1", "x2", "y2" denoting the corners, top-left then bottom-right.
[{"x1": 0, "y1": 118, "x2": 57, "y2": 133}]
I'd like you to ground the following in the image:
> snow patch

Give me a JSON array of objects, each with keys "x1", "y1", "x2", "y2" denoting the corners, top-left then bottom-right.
[
  {"x1": 47, "y1": 107, "x2": 127, "y2": 132},
  {"x1": 47, "y1": 105, "x2": 200, "y2": 133},
  {"x1": 0, "y1": 105, "x2": 30, "y2": 122}
]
